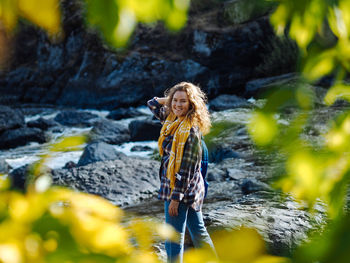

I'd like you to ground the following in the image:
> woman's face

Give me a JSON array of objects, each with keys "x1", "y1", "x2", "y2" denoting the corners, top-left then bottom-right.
[{"x1": 172, "y1": 91, "x2": 190, "y2": 117}]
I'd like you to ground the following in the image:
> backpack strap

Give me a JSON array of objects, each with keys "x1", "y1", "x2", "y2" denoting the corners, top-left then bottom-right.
[{"x1": 200, "y1": 136, "x2": 209, "y2": 198}]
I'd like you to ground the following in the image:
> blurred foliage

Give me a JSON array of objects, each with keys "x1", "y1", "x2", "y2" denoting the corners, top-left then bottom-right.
[
  {"x1": 0, "y1": 0, "x2": 190, "y2": 49},
  {"x1": 247, "y1": 0, "x2": 350, "y2": 262},
  {"x1": 204, "y1": 121, "x2": 239, "y2": 152}
]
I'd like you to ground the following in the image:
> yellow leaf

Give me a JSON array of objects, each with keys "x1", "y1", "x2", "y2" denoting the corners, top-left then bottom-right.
[
  {"x1": 18, "y1": 0, "x2": 61, "y2": 35},
  {"x1": 0, "y1": 0, "x2": 18, "y2": 31},
  {"x1": 303, "y1": 51, "x2": 335, "y2": 81},
  {"x1": 270, "y1": 4, "x2": 289, "y2": 35},
  {"x1": 248, "y1": 111, "x2": 278, "y2": 146},
  {"x1": 324, "y1": 83, "x2": 350, "y2": 105},
  {"x1": 0, "y1": 174, "x2": 10, "y2": 191},
  {"x1": 212, "y1": 228, "x2": 265, "y2": 262},
  {"x1": 0, "y1": 242, "x2": 23, "y2": 263}
]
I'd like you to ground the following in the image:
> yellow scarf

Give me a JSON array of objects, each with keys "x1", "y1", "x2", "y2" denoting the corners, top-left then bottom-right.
[{"x1": 158, "y1": 112, "x2": 192, "y2": 190}]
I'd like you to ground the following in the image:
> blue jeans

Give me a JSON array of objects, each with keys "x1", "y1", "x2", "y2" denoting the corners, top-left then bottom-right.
[{"x1": 164, "y1": 201, "x2": 216, "y2": 263}]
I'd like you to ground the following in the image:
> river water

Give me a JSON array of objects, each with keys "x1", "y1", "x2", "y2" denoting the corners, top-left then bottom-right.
[{"x1": 0, "y1": 105, "x2": 158, "y2": 172}]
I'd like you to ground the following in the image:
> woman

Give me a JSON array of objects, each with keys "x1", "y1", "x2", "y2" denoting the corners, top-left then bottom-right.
[{"x1": 147, "y1": 82, "x2": 216, "y2": 263}]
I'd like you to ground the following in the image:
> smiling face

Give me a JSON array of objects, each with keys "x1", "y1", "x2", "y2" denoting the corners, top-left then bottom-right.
[{"x1": 171, "y1": 91, "x2": 190, "y2": 117}]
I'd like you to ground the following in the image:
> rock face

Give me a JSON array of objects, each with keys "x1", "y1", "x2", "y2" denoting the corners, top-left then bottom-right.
[
  {"x1": 0, "y1": 0, "x2": 296, "y2": 109},
  {"x1": 52, "y1": 157, "x2": 160, "y2": 206}
]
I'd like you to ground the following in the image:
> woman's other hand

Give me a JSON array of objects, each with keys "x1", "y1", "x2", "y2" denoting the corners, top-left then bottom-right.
[{"x1": 169, "y1": 200, "x2": 179, "y2": 216}]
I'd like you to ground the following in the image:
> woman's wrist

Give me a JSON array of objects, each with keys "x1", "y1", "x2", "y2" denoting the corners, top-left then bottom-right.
[{"x1": 155, "y1": 97, "x2": 167, "y2": 105}]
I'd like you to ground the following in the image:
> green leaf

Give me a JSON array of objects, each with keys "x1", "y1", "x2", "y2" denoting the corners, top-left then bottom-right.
[{"x1": 84, "y1": 0, "x2": 120, "y2": 47}]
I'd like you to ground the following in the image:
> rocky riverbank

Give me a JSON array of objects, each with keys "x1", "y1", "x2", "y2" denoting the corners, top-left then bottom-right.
[{"x1": 3, "y1": 78, "x2": 342, "y2": 259}]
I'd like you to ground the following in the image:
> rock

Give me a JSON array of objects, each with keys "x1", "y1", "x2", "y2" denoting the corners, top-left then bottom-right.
[
  {"x1": 206, "y1": 166, "x2": 226, "y2": 182},
  {"x1": 209, "y1": 145, "x2": 240, "y2": 163},
  {"x1": 209, "y1": 94, "x2": 253, "y2": 111},
  {"x1": 63, "y1": 161, "x2": 77, "y2": 169},
  {"x1": 0, "y1": 158, "x2": 11, "y2": 173},
  {"x1": 27, "y1": 117, "x2": 60, "y2": 131},
  {"x1": 51, "y1": 157, "x2": 160, "y2": 206},
  {"x1": 129, "y1": 119, "x2": 162, "y2": 141},
  {"x1": 241, "y1": 178, "x2": 273, "y2": 194},
  {"x1": 107, "y1": 107, "x2": 147, "y2": 120},
  {"x1": 131, "y1": 145, "x2": 153, "y2": 152},
  {"x1": 0, "y1": 127, "x2": 47, "y2": 149},
  {"x1": 9, "y1": 164, "x2": 52, "y2": 191},
  {"x1": 244, "y1": 73, "x2": 298, "y2": 97},
  {"x1": 89, "y1": 119, "x2": 130, "y2": 145},
  {"x1": 0, "y1": 105, "x2": 25, "y2": 132},
  {"x1": 77, "y1": 142, "x2": 126, "y2": 166},
  {"x1": 54, "y1": 110, "x2": 100, "y2": 127},
  {"x1": 9, "y1": 164, "x2": 29, "y2": 191}
]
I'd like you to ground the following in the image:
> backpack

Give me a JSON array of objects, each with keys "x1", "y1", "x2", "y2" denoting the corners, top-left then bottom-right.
[{"x1": 200, "y1": 138, "x2": 209, "y2": 198}]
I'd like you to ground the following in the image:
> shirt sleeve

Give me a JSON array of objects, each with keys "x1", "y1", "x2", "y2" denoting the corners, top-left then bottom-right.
[
  {"x1": 147, "y1": 97, "x2": 168, "y2": 123},
  {"x1": 171, "y1": 130, "x2": 200, "y2": 201}
]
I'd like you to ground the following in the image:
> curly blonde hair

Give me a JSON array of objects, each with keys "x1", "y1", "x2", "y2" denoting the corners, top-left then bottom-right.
[{"x1": 164, "y1": 82, "x2": 211, "y2": 135}]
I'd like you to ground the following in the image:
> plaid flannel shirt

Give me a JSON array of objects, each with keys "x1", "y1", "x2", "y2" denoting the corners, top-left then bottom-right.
[{"x1": 147, "y1": 97, "x2": 205, "y2": 211}]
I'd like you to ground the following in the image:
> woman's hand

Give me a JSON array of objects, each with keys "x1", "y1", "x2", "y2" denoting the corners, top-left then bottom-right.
[
  {"x1": 168, "y1": 200, "x2": 179, "y2": 216},
  {"x1": 156, "y1": 97, "x2": 168, "y2": 105}
]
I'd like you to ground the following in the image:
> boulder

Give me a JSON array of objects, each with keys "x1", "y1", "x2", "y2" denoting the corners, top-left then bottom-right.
[
  {"x1": 209, "y1": 145, "x2": 240, "y2": 163},
  {"x1": 89, "y1": 119, "x2": 130, "y2": 145},
  {"x1": 77, "y1": 142, "x2": 126, "y2": 166},
  {"x1": 131, "y1": 145, "x2": 153, "y2": 152},
  {"x1": 209, "y1": 94, "x2": 253, "y2": 111},
  {"x1": 52, "y1": 157, "x2": 160, "y2": 206},
  {"x1": 0, "y1": 105, "x2": 25, "y2": 132},
  {"x1": 129, "y1": 118, "x2": 162, "y2": 141},
  {"x1": 54, "y1": 110, "x2": 100, "y2": 127},
  {"x1": 107, "y1": 107, "x2": 147, "y2": 120},
  {"x1": 0, "y1": 127, "x2": 47, "y2": 149},
  {"x1": 27, "y1": 117, "x2": 60, "y2": 131},
  {"x1": 240, "y1": 178, "x2": 273, "y2": 194}
]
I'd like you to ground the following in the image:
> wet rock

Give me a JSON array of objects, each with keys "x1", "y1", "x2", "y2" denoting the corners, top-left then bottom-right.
[
  {"x1": 106, "y1": 107, "x2": 146, "y2": 120},
  {"x1": 209, "y1": 94, "x2": 253, "y2": 111},
  {"x1": 0, "y1": 127, "x2": 47, "y2": 149},
  {"x1": 206, "y1": 166, "x2": 226, "y2": 182},
  {"x1": 209, "y1": 145, "x2": 240, "y2": 163},
  {"x1": 52, "y1": 157, "x2": 160, "y2": 206},
  {"x1": 63, "y1": 161, "x2": 77, "y2": 169},
  {"x1": 77, "y1": 142, "x2": 126, "y2": 166},
  {"x1": 0, "y1": 159, "x2": 11, "y2": 173},
  {"x1": 9, "y1": 164, "x2": 52, "y2": 191},
  {"x1": 89, "y1": 119, "x2": 130, "y2": 145},
  {"x1": 0, "y1": 105, "x2": 25, "y2": 132},
  {"x1": 131, "y1": 145, "x2": 153, "y2": 152},
  {"x1": 129, "y1": 118, "x2": 162, "y2": 141},
  {"x1": 244, "y1": 73, "x2": 298, "y2": 97},
  {"x1": 241, "y1": 178, "x2": 273, "y2": 194},
  {"x1": 27, "y1": 117, "x2": 60, "y2": 131},
  {"x1": 9, "y1": 164, "x2": 29, "y2": 191},
  {"x1": 54, "y1": 110, "x2": 100, "y2": 127}
]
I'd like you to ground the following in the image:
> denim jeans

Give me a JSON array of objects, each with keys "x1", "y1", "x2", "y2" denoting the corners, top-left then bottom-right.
[{"x1": 164, "y1": 201, "x2": 216, "y2": 263}]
